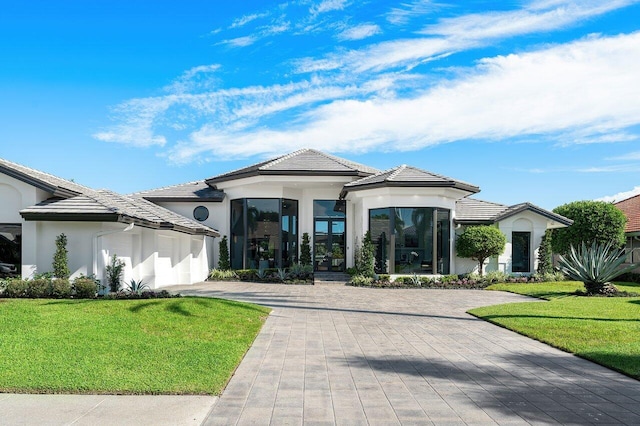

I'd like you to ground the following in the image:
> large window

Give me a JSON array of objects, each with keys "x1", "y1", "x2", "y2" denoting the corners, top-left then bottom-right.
[
  {"x1": 230, "y1": 198, "x2": 298, "y2": 269},
  {"x1": 369, "y1": 207, "x2": 450, "y2": 274},
  {"x1": 512, "y1": 232, "x2": 531, "y2": 273}
]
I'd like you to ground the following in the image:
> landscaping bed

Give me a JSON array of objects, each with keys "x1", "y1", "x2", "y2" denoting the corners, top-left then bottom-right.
[
  {"x1": 469, "y1": 281, "x2": 640, "y2": 380},
  {"x1": 0, "y1": 297, "x2": 270, "y2": 395}
]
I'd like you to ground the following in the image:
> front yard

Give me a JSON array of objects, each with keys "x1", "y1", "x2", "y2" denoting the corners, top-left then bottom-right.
[
  {"x1": 469, "y1": 281, "x2": 640, "y2": 379},
  {"x1": 0, "y1": 297, "x2": 270, "y2": 395}
]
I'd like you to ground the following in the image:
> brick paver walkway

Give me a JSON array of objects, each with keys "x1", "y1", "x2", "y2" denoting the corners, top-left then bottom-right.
[{"x1": 169, "y1": 282, "x2": 640, "y2": 425}]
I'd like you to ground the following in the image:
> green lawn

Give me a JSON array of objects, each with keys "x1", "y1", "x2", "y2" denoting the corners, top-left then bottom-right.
[
  {"x1": 469, "y1": 281, "x2": 640, "y2": 379},
  {"x1": 0, "y1": 297, "x2": 270, "y2": 395}
]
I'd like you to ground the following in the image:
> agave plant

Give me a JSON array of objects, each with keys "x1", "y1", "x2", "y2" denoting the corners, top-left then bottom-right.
[
  {"x1": 127, "y1": 278, "x2": 149, "y2": 294},
  {"x1": 558, "y1": 241, "x2": 637, "y2": 295}
]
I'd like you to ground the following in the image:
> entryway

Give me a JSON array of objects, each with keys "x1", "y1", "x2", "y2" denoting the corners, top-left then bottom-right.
[{"x1": 313, "y1": 218, "x2": 345, "y2": 272}]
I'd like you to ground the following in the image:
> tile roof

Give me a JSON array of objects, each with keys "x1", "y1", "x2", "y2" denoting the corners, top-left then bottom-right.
[
  {"x1": 342, "y1": 165, "x2": 480, "y2": 195},
  {"x1": 0, "y1": 157, "x2": 91, "y2": 198},
  {"x1": 454, "y1": 198, "x2": 573, "y2": 227},
  {"x1": 614, "y1": 194, "x2": 640, "y2": 233},
  {"x1": 20, "y1": 190, "x2": 219, "y2": 237},
  {"x1": 134, "y1": 181, "x2": 224, "y2": 202},
  {"x1": 205, "y1": 148, "x2": 379, "y2": 184},
  {"x1": 455, "y1": 198, "x2": 509, "y2": 223}
]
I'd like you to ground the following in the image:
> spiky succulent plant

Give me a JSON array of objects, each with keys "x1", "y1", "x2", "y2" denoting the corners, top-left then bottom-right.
[{"x1": 558, "y1": 240, "x2": 637, "y2": 295}]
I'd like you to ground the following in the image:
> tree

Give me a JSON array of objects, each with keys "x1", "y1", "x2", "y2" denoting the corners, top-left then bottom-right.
[
  {"x1": 536, "y1": 230, "x2": 553, "y2": 275},
  {"x1": 52, "y1": 233, "x2": 70, "y2": 279},
  {"x1": 455, "y1": 226, "x2": 506, "y2": 276},
  {"x1": 356, "y1": 231, "x2": 375, "y2": 278},
  {"x1": 300, "y1": 233, "x2": 312, "y2": 266},
  {"x1": 551, "y1": 201, "x2": 627, "y2": 255},
  {"x1": 218, "y1": 236, "x2": 230, "y2": 270}
]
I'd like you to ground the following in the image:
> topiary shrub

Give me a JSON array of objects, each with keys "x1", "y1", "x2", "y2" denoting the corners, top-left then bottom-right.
[
  {"x1": 218, "y1": 236, "x2": 231, "y2": 271},
  {"x1": 51, "y1": 279, "x2": 72, "y2": 298},
  {"x1": 300, "y1": 233, "x2": 312, "y2": 266},
  {"x1": 455, "y1": 225, "x2": 506, "y2": 276},
  {"x1": 73, "y1": 277, "x2": 98, "y2": 299},
  {"x1": 52, "y1": 233, "x2": 71, "y2": 279},
  {"x1": 3, "y1": 279, "x2": 29, "y2": 298},
  {"x1": 26, "y1": 278, "x2": 52, "y2": 298}
]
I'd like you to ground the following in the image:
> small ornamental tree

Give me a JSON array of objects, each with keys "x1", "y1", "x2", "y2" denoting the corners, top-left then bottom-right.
[
  {"x1": 536, "y1": 230, "x2": 553, "y2": 275},
  {"x1": 218, "y1": 236, "x2": 230, "y2": 271},
  {"x1": 455, "y1": 226, "x2": 506, "y2": 276},
  {"x1": 300, "y1": 233, "x2": 312, "y2": 266},
  {"x1": 551, "y1": 201, "x2": 626, "y2": 255},
  {"x1": 52, "y1": 233, "x2": 70, "y2": 279},
  {"x1": 105, "y1": 254, "x2": 125, "y2": 293}
]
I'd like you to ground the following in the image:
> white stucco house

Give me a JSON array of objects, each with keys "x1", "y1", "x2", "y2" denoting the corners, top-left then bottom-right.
[{"x1": 0, "y1": 149, "x2": 572, "y2": 288}]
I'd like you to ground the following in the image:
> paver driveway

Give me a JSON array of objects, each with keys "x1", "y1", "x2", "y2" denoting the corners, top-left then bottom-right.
[{"x1": 168, "y1": 282, "x2": 640, "y2": 425}]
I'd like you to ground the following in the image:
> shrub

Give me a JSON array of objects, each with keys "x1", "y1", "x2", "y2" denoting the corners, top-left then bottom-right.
[
  {"x1": 483, "y1": 270, "x2": 510, "y2": 284},
  {"x1": 300, "y1": 233, "x2": 312, "y2": 266},
  {"x1": 26, "y1": 278, "x2": 52, "y2": 298},
  {"x1": 3, "y1": 279, "x2": 29, "y2": 298},
  {"x1": 105, "y1": 254, "x2": 125, "y2": 292},
  {"x1": 236, "y1": 269, "x2": 257, "y2": 281},
  {"x1": 288, "y1": 263, "x2": 313, "y2": 280},
  {"x1": 51, "y1": 279, "x2": 72, "y2": 298},
  {"x1": 551, "y1": 201, "x2": 627, "y2": 255},
  {"x1": 377, "y1": 274, "x2": 391, "y2": 283},
  {"x1": 350, "y1": 274, "x2": 374, "y2": 286},
  {"x1": 126, "y1": 279, "x2": 149, "y2": 294},
  {"x1": 52, "y1": 233, "x2": 71, "y2": 279},
  {"x1": 102, "y1": 289, "x2": 180, "y2": 299},
  {"x1": 73, "y1": 277, "x2": 99, "y2": 299},
  {"x1": 218, "y1": 236, "x2": 231, "y2": 271},
  {"x1": 208, "y1": 268, "x2": 239, "y2": 281},
  {"x1": 537, "y1": 231, "x2": 553, "y2": 275},
  {"x1": 354, "y1": 232, "x2": 375, "y2": 278}
]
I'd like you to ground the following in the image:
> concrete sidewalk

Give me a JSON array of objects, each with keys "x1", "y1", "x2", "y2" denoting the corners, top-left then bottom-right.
[
  {"x1": 174, "y1": 281, "x2": 640, "y2": 426},
  {"x1": 0, "y1": 394, "x2": 216, "y2": 425}
]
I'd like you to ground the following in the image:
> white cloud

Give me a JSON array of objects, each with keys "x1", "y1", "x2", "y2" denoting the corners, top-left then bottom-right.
[
  {"x1": 387, "y1": 0, "x2": 440, "y2": 25},
  {"x1": 310, "y1": 0, "x2": 348, "y2": 15},
  {"x1": 337, "y1": 23, "x2": 381, "y2": 41},
  {"x1": 606, "y1": 151, "x2": 640, "y2": 161},
  {"x1": 597, "y1": 186, "x2": 640, "y2": 203},
  {"x1": 230, "y1": 12, "x2": 270, "y2": 28},
  {"x1": 218, "y1": 35, "x2": 258, "y2": 48},
  {"x1": 167, "y1": 32, "x2": 640, "y2": 161},
  {"x1": 300, "y1": 0, "x2": 639, "y2": 73}
]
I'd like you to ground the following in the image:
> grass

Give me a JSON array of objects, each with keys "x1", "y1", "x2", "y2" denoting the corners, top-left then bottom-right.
[
  {"x1": 0, "y1": 297, "x2": 270, "y2": 395},
  {"x1": 469, "y1": 281, "x2": 640, "y2": 379}
]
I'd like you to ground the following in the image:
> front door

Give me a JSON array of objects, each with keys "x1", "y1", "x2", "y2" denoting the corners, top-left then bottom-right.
[{"x1": 314, "y1": 218, "x2": 345, "y2": 272}]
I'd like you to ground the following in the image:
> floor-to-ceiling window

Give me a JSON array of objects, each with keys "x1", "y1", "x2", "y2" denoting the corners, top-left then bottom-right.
[
  {"x1": 512, "y1": 232, "x2": 531, "y2": 273},
  {"x1": 369, "y1": 207, "x2": 450, "y2": 274},
  {"x1": 230, "y1": 198, "x2": 298, "y2": 269}
]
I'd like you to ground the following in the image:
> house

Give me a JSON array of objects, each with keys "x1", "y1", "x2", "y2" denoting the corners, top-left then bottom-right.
[
  {"x1": 0, "y1": 149, "x2": 572, "y2": 288},
  {"x1": 614, "y1": 194, "x2": 640, "y2": 267}
]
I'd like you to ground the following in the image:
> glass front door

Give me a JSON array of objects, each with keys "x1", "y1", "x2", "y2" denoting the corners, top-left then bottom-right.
[{"x1": 314, "y1": 218, "x2": 345, "y2": 272}]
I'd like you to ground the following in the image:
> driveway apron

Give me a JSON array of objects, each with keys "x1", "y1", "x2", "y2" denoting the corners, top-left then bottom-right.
[{"x1": 170, "y1": 282, "x2": 640, "y2": 426}]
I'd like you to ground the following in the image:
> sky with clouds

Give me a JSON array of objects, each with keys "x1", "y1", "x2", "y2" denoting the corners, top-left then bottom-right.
[{"x1": 1, "y1": 0, "x2": 640, "y2": 209}]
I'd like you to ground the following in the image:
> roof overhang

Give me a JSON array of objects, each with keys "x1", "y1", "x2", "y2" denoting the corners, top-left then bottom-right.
[
  {"x1": 340, "y1": 181, "x2": 480, "y2": 199},
  {"x1": 0, "y1": 165, "x2": 82, "y2": 198}
]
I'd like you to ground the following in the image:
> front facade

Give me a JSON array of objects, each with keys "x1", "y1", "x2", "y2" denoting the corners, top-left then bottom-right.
[
  {"x1": 139, "y1": 149, "x2": 573, "y2": 278},
  {"x1": 0, "y1": 149, "x2": 572, "y2": 288}
]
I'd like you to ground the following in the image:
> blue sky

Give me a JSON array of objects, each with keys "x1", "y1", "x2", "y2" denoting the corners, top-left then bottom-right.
[{"x1": 2, "y1": 0, "x2": 640, "y2": 210}]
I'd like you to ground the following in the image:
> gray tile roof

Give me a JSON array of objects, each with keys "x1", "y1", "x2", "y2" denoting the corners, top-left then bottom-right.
[
  {"x1": 20, "y1": 190, "x2": 219, "y2": 237},
  {"x1": 342, "y1": 165, "x2": 480, "y2": 195},
  {"x1": 134, "y1": 181, "x2": 224, "y2": 202},
  {"x1": 454, "y1": 198, "x2": 573, "y2": 226},
  {"x1": 0, "y1": 157, "x2": 91, "y2": 198},
  {"x1": 455, "y1": 198, "x2": 509, "y2": 223},
  {"x1": 205, "y1": 148, "x2": 380, "y2": 184}
]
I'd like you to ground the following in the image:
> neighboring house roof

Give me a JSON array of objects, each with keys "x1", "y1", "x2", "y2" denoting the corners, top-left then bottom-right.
[
  {"x1": 341, "y1": 164, "x2": 480, "y2": 197},
  {"x1": 134, "y1": 181, "x2": 225, "y2": 203},
  {"x1": 205, "y1": 148, "x2": 380, "y2": 185},
  {"x1": 614, "y1": 194, "x2": 640, "y2": 233},
  {"x1": 0, "y1": 157, "x2": 90, "y2": 198},
  {"x1": 20, "y1": 190, "x2": 219, "y2": 237},
  {"x1": 454, "y1": 198, "x2": 573, "y2": 227}
]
